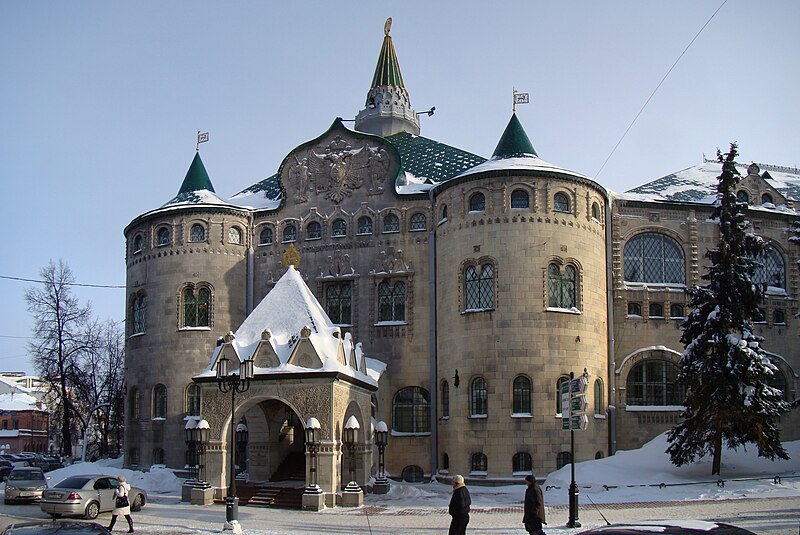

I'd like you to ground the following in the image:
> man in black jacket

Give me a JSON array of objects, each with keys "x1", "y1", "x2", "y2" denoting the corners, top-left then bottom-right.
[
  {"x1": 448, "y1": 474, "x2": 471, "y2": 535},
  {"x1": 522, "y1": 474, "x2": 546, "y2": 534}
]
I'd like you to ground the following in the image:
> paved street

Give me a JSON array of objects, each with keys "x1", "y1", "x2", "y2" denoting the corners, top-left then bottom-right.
[{"x1": 1, "y1": 496, "x2": 798, "y2": 534}]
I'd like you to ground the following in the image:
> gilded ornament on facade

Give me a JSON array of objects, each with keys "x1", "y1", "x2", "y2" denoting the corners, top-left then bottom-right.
[{"x1": 282, "y1": 244, "x2": 301, "y2": 269}]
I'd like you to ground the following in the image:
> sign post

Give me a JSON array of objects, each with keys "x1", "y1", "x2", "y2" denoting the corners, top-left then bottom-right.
[{"x1": 565, "y1": 370, "x2": 588, "y2": 528}]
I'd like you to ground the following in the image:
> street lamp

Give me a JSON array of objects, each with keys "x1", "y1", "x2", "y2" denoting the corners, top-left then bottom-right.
[
  {"x1": 373, "y1": 420, "x2": 389, "y2": 494},
  {"x1": 304, "y1": 417, "x2": 321, "y2": 490},
  {"x1": 184, "y1": 419, "x2": 198, "y2": 482},
  {"x1": 216, "y1": 353, "x2": 254, "y2": 532},
  {"x1": 196, "y1": 419, "x2": 210, "y2": 483}
]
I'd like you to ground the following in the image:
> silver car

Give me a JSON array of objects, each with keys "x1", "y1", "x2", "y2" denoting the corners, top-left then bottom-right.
[
  {"x1": 40, "y1": 475, "x2": 146, "y2": 520},
  {"x1": 4, "y1": 467, "x2": 48, "y2": 504}
]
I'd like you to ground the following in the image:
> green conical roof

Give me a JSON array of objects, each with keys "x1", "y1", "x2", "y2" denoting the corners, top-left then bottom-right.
[
  {"x1": 369, "y1": 29, "x2": 406, "y2": 90},
  {"x1": 492, "y1": 113, "x2": 537, "y2": 158},
  {"x1": 178, "y1": 152, "x2": 215, "y2": 194}
]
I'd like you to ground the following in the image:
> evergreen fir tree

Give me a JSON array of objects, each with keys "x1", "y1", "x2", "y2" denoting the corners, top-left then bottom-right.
[{"x1": 666, "y1": 143, "x2": 790, "y2": 475}]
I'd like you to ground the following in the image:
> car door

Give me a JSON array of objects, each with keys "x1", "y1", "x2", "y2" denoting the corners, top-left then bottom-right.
[{"x1": 93, "y1": 477, "x2": 115, "y2": 511}]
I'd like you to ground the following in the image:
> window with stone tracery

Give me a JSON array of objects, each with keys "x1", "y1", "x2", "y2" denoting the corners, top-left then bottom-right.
[
  {"x1": 378, "y1": 280, "x2": 405, "y2": 322},
  {"x1": 182, "y1": 285, "x2": 211, "y2": 328},
  {"x1": 464, "y1": 263, "x2": 494, "y2": 311},
  {"x1": 548, "y1": 263, "x2": 577, "y2": 309},
  {"x1": 325, "y1": 282, "x2": 352, "y2": 325}
]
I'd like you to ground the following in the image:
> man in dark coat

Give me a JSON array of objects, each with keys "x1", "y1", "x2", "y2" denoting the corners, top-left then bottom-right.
[
  {"x1": 448, "y1": 474, "x2": 471, "y2": 535},
  {"x1": 522, "y1": 474, "x2": 546, "y2": 534}
]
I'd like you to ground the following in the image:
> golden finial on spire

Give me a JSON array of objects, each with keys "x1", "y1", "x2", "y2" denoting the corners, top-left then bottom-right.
[{"x1": 384, "y1": 17, "x2": 392, "y2": 36}]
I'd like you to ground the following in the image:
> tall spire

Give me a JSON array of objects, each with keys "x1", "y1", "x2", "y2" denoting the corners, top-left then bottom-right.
[{"x1": 354, "y1": 18, "x2": 420, "y2": 137}]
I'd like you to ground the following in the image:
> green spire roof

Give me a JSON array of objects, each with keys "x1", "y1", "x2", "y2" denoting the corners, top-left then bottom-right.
[
  {"x1": 369, "y1": 20, "x2": 406, "y2": 90},
  {"x1": 178, "y1": 152, "x2": 215, "y2": 194},
  {"x1": 492, "y1": 113, "x2": 537, "y2": 159}
]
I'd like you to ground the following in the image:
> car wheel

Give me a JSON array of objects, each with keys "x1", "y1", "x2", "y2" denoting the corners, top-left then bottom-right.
[
  {"x1": 84, "y1": 500, "x2": 100, "y2": 520},
  {"x1": 131, "y1": 493, "x2": 145, "y2": 511}
]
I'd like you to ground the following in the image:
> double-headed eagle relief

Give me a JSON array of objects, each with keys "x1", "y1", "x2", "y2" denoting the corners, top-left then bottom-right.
[{"x1": 288, "y1": 135, "x2": 391, "y2": 204}]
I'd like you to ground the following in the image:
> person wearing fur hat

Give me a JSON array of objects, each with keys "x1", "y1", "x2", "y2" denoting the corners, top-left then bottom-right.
[
  {"x1": 107, "y1": 474, "x2": 134, "y2": 533},
  {"x1": 448, "y1": 474, "x2": 471, "y2": 534},
  {"x1": 522, "y1": 474, "x2": 546, "y2": 534}
]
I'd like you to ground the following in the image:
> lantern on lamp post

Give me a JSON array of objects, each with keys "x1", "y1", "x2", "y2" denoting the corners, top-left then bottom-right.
[
  {"x1": 341, "y1": 416, "x2": 363, "y2": 506},
  {"x1": 373, "y1": 420, "x2": 390, "y2": 494}
]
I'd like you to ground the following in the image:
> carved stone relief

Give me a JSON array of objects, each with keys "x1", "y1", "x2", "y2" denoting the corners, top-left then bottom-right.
[{"x1": 326, "y1": 249, "x2": 354, "y2": 277}]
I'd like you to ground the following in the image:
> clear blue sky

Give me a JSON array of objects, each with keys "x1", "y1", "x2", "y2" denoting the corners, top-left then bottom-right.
[{"x1": 1, "y1": 1, "x2": 798, "y2": 374}]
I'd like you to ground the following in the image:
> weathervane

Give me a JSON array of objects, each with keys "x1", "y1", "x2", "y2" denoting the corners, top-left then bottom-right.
[
  {"x1": 196, "y1": 130, "x2": 209, "y2": 151},
  {"x1": 384, "y1": 17, "x2": 392, "y2": 36},
  {"x1": 512, "y1": 88, "x2": 530, "y2": 114}
]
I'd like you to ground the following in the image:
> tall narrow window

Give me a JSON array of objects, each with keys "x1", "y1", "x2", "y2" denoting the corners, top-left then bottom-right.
[
  {"x1": 332, "y1": 219, "x2": 347, "y2": 237},
  {"x1": 132, "y1": 234, "x2": 143, "y2": 253},
  {"x1": 130, "y1": 387, "x2": 140, "y2": 420},
  {"x1": 512, "y1": 376, "x2": 531, "y2": 414},
  {"x1": 469, "y1": 192, "x2": 486, "y2": 212},
  {"x1": 591, "y1": 202, "x2": 601, "y2": 220},
  {"x1": 189, "y1": 224, "x2": 205, "y2": 243},
  {"x1": 378, "y1": 280, "x2": 406, "y2": 322},
  {"x1": 511, "y1": 189, "x2": 529, "y2": 209},
  {"x1": 153, "y1": 384, "x2": 167, "y2": 419},
  {"x1": 594, "y1": 378, "x2": 604, "y2": 414},
  {"x1": 152, "y1": 448, "x2": 165, "y2": 465},
  {"x1": 548, "y1": 264, "x2": 577, "y2": 309},
  {"x1": 556, "y1": 376, "x2": 569, "y2": 414},
  {"x1": 392, "y1": 387, "x2": 430, "y2": 433},
  {"x1": 464, "y1": 263, "x2": 494, "y2": 310},
  {"x1": 357, "y1": 216, "x2": 373, "y2": 235},
  {"x1": 132, "y1": 294, "x2": 146, "y2": 334},
  {"x1": 470, "y1": 377, "x2": 488, "y2": 416},
  {"x1": 325, "y1": 283, "x2": 352, "y2": 325},
  {"x1": 441, "y1": 380, "x2": 450, "y2": 418},
  {"x1": 186, "y1": 384, "x2": 201, "y2": 417},
  {"x1": 556, "y1": 451, "x2": 572, "y2": 470},
  {"x1": 383, "y1": 213, "x2": 400, "y2": 233},
  {"x1": 183, "y1": 286, "x2": 211, "y2": 328}
]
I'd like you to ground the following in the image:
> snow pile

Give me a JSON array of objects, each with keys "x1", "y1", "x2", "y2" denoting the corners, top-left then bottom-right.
[{"x1": 43, "y1": 457, "x2": 183, "y2": 496}]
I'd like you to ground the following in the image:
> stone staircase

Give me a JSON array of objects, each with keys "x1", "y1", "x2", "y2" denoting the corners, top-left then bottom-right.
[
  {"x1": 269, "y1": 451, "x2": 306, "y2": 482},
  {"x1": 217, "y1": 483, "x2": 304, "y2": 510}
]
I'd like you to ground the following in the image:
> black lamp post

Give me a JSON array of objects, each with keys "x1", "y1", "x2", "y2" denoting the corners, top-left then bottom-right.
[
  {"x1": 304, "y1": 417, "x2": 321, "y2": 491},
  {"x1": 196, "y1": 419, "x2": 210, "y2": 484},
  {"x1": 184, "y1": 420, "x2": 198, "y2": 482},
  {"x1": 235, "y1": 422, "x2": 248, "y2": 476},
  {"x1": 343, "y1": 416, "x2": 360, "y2": 489},
  {"x1": 373, "y1": 420, "x2": 390, "y2": 494},
  {"x1": 216, "y1": 353, "x2": 254, "y2": 528}
]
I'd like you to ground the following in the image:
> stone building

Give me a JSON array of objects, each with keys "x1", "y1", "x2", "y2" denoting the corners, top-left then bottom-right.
[{"x1": 123, "y1": 21, "x2": 799, "y2": 503}]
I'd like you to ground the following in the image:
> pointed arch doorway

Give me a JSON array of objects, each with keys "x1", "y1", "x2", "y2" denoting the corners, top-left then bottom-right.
[{"x1": 242, "y1": 398, "x2": 306, "y2": 483}]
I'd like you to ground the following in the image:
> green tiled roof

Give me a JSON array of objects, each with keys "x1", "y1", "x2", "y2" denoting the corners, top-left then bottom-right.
[
  {"x1": 370, "y1": 34, "x2": 405, "y2": 91},
  {"x1": 386, "y1": 132, "x2": 486, "y2": 183},
  {"x1": 235, "y1": 172, "x2": 282, "y2": 201},
  {"x1": 178, "y1": 152, "x2": 215, "y2": 194},
  {"x1": 492, "y1": 113, "x2": 537, "y2": 158}
]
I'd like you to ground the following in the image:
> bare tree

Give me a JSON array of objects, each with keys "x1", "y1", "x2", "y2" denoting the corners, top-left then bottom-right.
[{"x1": 25, "y1": 260, "x2": 94, "y2": 458}]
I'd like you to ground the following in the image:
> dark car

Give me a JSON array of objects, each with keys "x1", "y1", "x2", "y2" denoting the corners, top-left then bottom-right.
[
  {"x1": 578, "y1": 520, "x2": 757, "y2": 535},
  {"x1": 1, "y1": 521, "x2": 111, "y2": 534},
  {"x1": 0, "y1": 459, "x2": 14, "y2": 481}
]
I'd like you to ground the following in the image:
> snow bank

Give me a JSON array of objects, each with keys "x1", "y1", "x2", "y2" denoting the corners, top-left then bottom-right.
[{"x1": 44, "y1": 457, "x2": 183, "y2": 496}]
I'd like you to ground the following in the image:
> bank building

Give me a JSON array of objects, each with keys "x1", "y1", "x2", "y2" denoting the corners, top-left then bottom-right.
[{"x1": 123, "y1": 20, "x2": 799, "y2": 507}]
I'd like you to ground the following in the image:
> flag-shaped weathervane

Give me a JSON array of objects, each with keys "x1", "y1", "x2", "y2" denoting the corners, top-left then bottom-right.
[
  {"x1": 512, "y1": 88, "x2": 529, "y2": 113},
  {"x1": 196, "y1": 130, "x2": 209, "y2": 151}
]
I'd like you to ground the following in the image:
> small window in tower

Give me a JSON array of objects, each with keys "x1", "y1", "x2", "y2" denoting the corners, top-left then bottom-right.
[{"x1": 228, "y1": 227, "x2": 242, "y2": 245}]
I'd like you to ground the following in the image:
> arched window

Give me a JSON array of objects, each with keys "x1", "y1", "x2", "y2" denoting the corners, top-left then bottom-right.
[
  {"x1": 259, "y1": 227, "x2": 273, "y2": 246},
  {"x1": 306, "y1": 221, "x2": 322, "y2": 240},
  {"x1": 442, "y1": 453, "x2": 450, "y2": 471},
  {"x1": 132, "y1": 234, "x2": 143, "y2": 253},
  {"x1": 594, "y1": 378, "x2": 604, "y2": 414},
  {"x1": 556, "y1": 376, "x2": 570, "y2": 414},
  {"x1": 129, "y1": 387, "x2": 140, "y2": 420},
  {"x1": 753, "y1": 248, "x2": 785, "y2": 289},
  {"x1": 189, "y1": 224, "x2": 206, "y2": 243},
  {"x1": 392, "y1": 387, "x2": 430, "y2": 433},
  {"x1": 132, "y1": 294, "x2": 146, "y2": 335},
  {"x1": 471, "y1": 452, "x2": 487, "y2": 473},
  {"x1": 766, "y1": 369, "x2": 788, "y2": 400},
  {"x1": 511, "y1": 189, "x2": 529, "y2": 209},
  {"x1": 773, "y1": 309, "x2": 786, "y2": 325},
  {"x1": 156, "y1": 227, "x2": 170, "y2": 246},
  {"x1": 357, "y1": 216, "x2": 373, "y2": 235},
  {"x1": 401, "y1": 465, "x2": 424, "y2": 482},
  {"x1": 469, "y1": 192, "x2": 486, "y2": 212},
  {"x1": 383, "y1": 213, "x2": 400, "y2": 233},
  {"x1": 186, "y1": 384, "x2": 201, "y2": 417},
  {"x1": 325, "y1": 282, "x2": 352, "y2": 325},
  {"x1": 649, "y1": 303, "x2": 663, "y2": 318},
  {"x1": 595, "y1": 451, "x2": 604, "y2": 460},
  {"x1": 441, "y1": 380, "x2": 450, "y2": 418},
  {"x1": 228, "y1": 227, "x2": 242, "y2": 244},
  {"x1": 332, "y1": 219, "x2": 347, "y2": 237},
  {"x1": 409, "y1": 213, "x2": 427, "y2": 231},
  {"x1": 282, "y1": 224, "x2": 297, "y2": 243},
  {"x1": 183, "y1": 286, "x2": 211, "y2": 327},
  {"x1": 152, "y1": 448, "x2": 165, "y2": 465},
  {"x1": 623, "y1": 233, "x2": 685, "y2": 284},
  {"x1": 548, "y1": 264, "x2": 577, "y2": 309},
  {"x1": 553, "y1": 192, "x2": 570, "y2": 212},
  {"x1": 762, "y1": 193, "x2": 774, "y2": 205},
  {"x1": 513, "y1": 452, "x2": 532, "y2": 474},
  {"x1": 512, "y1": 376, "x2": 531, "y2": 415},
  {"x1": 670, "y1": 304, "x2": 685, "y2": 318},
  {"x1": 737, "y1": 190, "x2": 749, "y2": 204},
  {"x1": 628, "y1": 302, "x2": 642, "y2": 316},
  {"x1": 464, "y1": 263, "x2": 494, "y2": 310},
  {"x1": 378, "y1": 280, "x2": 405, "y2": 322},
  {"x1": 441, "y1": 205, "x2": 448, "y2": 221},
  {"x1": 591, "y1": 202, "x2": 601, "y2": 220},
  {"x1": 153, "y1": 384, "x2": 167, "y2": 419},
  {"x1": 626, "y1": 360, "x2": 684, "y2": 406},
  {"x1": 556, "y1": 451, "x2": 572, "y2": 470},
  {"x1": 470, "y1": 377, "x2": 488, "y2": 416}
]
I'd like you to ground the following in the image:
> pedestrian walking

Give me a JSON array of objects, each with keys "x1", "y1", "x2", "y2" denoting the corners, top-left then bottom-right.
[
  {"x1": 107, "y1": 474, "x2": 134, "y2": 533},
  {"x1": 522, "y1": 474, "x2": 546, "y2": 535},
  {"x1": 448, "y1": 474, "x2": 471, "y2": 535}
]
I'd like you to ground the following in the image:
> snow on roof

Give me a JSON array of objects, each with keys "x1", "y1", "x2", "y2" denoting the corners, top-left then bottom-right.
[
  {"x1": 454, "y1": 155, "x2": 592, "y2": 181},
  {"x1": 161, "y1": 188, "x2": 232, "y2": 208},
  {"x1": 395, "y1": 170, "x2": 435, "y2": 194},
  {"x1": 0, "y1": 392, "x2": 45, "y2": 412},
  {"x1": 196, "y1": 265, "x2": 384, "y2": 385},
  {"x1": 227, "y1": 187, "x2": 283, "y2": 210}
]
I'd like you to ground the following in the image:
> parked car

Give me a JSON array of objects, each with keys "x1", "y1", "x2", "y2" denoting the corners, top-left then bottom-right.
[
  {"x1": 578, "y1": 521, "x2": 758, "y2": 534},
  {"x1": 4, "y1": 467, "x2": 48, "y2": 504},
  {"x1": 1, "y1": 520, "x2": 111, "y2": 534},
  {"x1": 40, "y1": 475, "x2": 146, "y2": 520}
]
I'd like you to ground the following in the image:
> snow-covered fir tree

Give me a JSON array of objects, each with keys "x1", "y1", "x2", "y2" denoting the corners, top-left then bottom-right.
[{"x1": 666, "y1": 144, "x2": 791, "y2": 475}]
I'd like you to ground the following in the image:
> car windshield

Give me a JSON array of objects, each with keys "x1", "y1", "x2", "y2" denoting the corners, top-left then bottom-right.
[
  {"x1": 8, "y1": 470, "x2": 44, "y2": 481},
  {"x1": 54, "y1": 476, "x2": 93, "y2": 489}
]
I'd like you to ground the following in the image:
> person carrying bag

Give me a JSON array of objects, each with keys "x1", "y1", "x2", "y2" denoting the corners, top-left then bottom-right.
[{"x1": 107, "y1": 474, "x2": 134, "y2": 533}]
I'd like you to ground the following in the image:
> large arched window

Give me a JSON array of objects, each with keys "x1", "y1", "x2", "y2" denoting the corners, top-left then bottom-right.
[
  {"x1": 441, "y1": 380, "x2": 450, "y2": 419},
  {"x1": 129, "y1": 387, "x2": 140, "y2": 420},
  {"x1": 766, "y1": 368, "x2": 788, "y2": 400},
  {"x1": 753, "y1": 248, "x2": 785, "y2": 289},
  {"x1": 183, "y1": 286, "x2": 211, "y2": 327},
  {"x1": 470, "y1": 377, "x2": 488, "y2": 416},
  {"x1": 548, "y1": 264, "x2": 577, "y2": 309},
  {"x1": 511, "y1": 189, "x2": 529, "y2": 209},
  {"x1": 186, "y1": 384, "x2": 201, "y2": 417},
  {"x1": 153, "y1": 384, "x2": 167, "y2": 419},
  {"x1": 131, "y1": 293, "x2": 146, "y2": 335},
  {"x1": 378, "y1": 280, "x2": 406, "y2": 321},
  {"x1": 464, "y1": 263, "x2": 494, "y2": 310},
  {"x1": 469, "y1": 192, "x2": 486, "y2": 212},
  {"x1": 325, "y1": 282, "x2": 352, "y2": 325},
  {"x1": 513, "y1": 452, "x2": 532, "y2": 474},
  {"x1": 392, "y1": 387, "x2": 430, "y2": 433},
  {"x1": 626, "y1": 360, "x2": 684, "y2": 406},
  {"x1": 623, "y1": 233, "x2": 685, "y2": 284},
  {"x1": 471, "y1": 452, "x2": 487, "y2": 473},
  {"x1": 512, "y1": 376, "x2": 531, "y2": 415}
]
